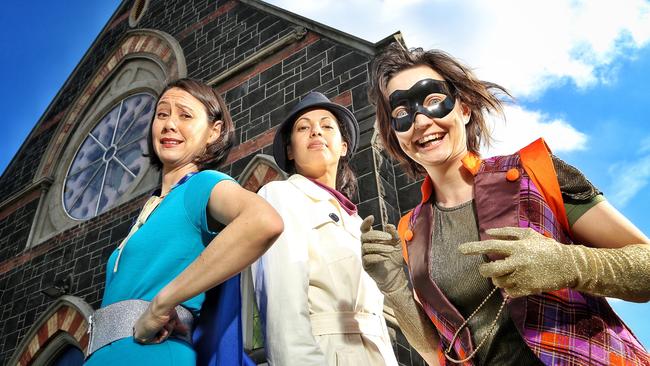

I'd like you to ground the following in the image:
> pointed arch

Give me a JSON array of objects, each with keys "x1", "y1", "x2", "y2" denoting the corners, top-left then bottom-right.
[
  {"x1": 237, "y1": 154, "x2": 286, "y2": 352},
  {"x1": 8, "y1": 296, "x2": 93, "y2": 366},
  {"x1": 238, "y1": 154, "x2": 288, "y2": 192}
]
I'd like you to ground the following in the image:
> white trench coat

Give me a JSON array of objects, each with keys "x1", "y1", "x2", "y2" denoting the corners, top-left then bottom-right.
[{"x1": 252, "y1": 174, "x2": 398, "y2": 366}]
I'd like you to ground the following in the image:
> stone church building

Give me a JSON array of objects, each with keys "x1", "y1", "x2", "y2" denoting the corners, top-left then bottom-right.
[{"x1": 0, "y1": 0, "x2": 425, "y2": 365}]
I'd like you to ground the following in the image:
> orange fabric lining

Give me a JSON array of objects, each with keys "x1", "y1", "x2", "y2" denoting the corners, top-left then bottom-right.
[
  {"x1": 398, "y1": 211, "x2": 413, "y2": 263},
  {"x1": 461, "y1": 151, "x2": 481, "y2": 176},
  {"x1": 398, "y1": 152, "x2": 481, "y2": 263},
  {"x1": 399, "y1": 141, "x2": 572, "y2": 262},
  {"x1": 519, "y1": 138, "x2": 571, "y2": 236}
]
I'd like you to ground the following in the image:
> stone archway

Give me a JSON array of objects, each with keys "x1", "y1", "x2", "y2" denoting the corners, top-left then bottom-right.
[{"x1": 8, "y1": 296, "x2": 93, "y2": 366}]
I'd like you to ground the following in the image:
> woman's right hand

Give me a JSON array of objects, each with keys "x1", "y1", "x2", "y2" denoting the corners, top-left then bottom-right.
[
  {"x1": 360, "y1": 215, "x2": 408, "y2": 295},
  {"x1": 133, "y1": 299, "x2": 189, "y2": 344}
]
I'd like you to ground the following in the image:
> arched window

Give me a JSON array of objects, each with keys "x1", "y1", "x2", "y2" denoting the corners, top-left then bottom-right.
[
  {"x1": 63, "y1": 93, "x2": 155, "y2": 220},
  {"x1": 28, "y1": 29, "x2": 187, "y2": 248},
  {"x1": 30, "y1": 58, "x2": 166, "y2": 246}
]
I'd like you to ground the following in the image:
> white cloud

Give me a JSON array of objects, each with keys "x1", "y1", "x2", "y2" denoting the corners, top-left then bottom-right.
[
  {"x1": 640, "y1": 136, "x2": 650, "y2": 154},
  {"x1": 607, "y1": 154, "x2": 650, "y2": 208},
  {"x1": 267, "y1": 0, "x2": 650, "y2": 180},
  {"x1": 481, "y1": 105, "x2": 588, "y2": 157},
  {"x1": 606, "y1": 136, "x2": 650, "y2": 208},
  {"x1": 267, "y1": 0, "x2": 650, "y2": 98}
]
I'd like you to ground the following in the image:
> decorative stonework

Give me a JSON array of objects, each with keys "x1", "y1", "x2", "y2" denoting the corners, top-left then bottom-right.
[
  {"x1": 26, "y1": 29, "x2": 186, "y2": 248},
  {"x1": 9, "y1": 297, "x2": 93, "y2": 366},
  {"x1": 238, "y1": 154, "x2": 287, "y2": 192},
  {"x1": 128, "y1": 0, "x2": 150, "y2": 28},
  {"x1": 37, "y1": 29, "x2": 186, "y2": 180}
]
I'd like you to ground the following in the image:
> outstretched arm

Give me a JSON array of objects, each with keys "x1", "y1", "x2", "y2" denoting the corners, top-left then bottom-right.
[{"x1": 459, "y1": 201, "x2": 650, "y2": 302}]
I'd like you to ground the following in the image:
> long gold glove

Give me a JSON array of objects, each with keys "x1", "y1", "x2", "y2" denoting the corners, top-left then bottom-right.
[
  {"x1": 360, "y1": 215, "x2": 406, "y2": 294},
  {"x1": 361, "y1": 216, "x2": 440, "y2": 365},
  {"x1": 458, "y1": 227, "x2": 650, "y2": 302}
]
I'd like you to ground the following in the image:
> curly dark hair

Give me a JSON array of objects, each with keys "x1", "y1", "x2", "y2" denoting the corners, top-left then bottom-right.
[
  {"x1": 368, "y1": 43, "x2": 512, "y2": 178},
  {"x1": 146, "y1": 78, "x2": 234, "y2": 171}
]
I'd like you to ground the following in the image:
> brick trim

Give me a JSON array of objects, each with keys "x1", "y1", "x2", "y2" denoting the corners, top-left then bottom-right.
[
  {"x1": 176, "y1": 0, "x2": 238, "y2": 41},
  {"x1": 17, "y1": 305, "x2": 89, "y2": 366},
  {"x1": 241, "y1": 161, "x2": 284, "y2": 192},
  {"x1": 331, "y1": 90, "x2": 352, "y2": 107},
  {"x1": 0, "y1": 188, "x2": 40, "y2": 222},
  {"x1": 33, "y1": 109, "x2": 67, "y2": 138},
  {"x1": 0, "y1": 240, "x2": 58, "y2": 276},
  {"x1": 224, "y1": 126, "x2": 278, "y2": 166},
  {"x1": 107, "y1": 11, "x2": 129, "y2": 32},
  {"x1": 40, "y1": 31, "x2": 183, "y2": 178}
]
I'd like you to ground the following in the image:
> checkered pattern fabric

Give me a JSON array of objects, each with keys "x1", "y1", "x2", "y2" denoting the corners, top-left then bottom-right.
[{"x1": 405, "y1": 152, "x2": 649, "y2": 365}]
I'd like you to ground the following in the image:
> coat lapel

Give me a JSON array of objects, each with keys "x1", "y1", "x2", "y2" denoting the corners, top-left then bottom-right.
[{"x1": 287, "y1": 175, "x2": 361, "y2": 240}]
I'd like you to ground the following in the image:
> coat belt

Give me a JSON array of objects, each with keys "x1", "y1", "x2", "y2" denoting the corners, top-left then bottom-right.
[{"x1": 310, "y1": 311, "x2": 386, "y2": 337}]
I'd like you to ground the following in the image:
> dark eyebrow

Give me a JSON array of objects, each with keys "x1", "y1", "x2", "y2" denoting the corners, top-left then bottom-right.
[
  {"x1": 175, "y1": 103, "x2": 195, "y2": 113},
  {"x1": 156, "y1": 100, "x2": 195, "y2": 113},
  {"x1": 295, "y1": 116, "x2": 311, "y2": 124}
]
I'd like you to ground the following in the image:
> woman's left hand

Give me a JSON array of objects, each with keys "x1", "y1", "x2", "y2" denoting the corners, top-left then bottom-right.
[
  {"x1": 458, "y1": 227, "x2": 578, "y2": 298},
  {"x1": 133, "y1": 301, "x2": 189, "y2": 344}
]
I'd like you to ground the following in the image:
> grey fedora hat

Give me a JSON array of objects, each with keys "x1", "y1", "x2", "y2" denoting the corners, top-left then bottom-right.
[{"x1": 272, "y1": 91, "x2": 360, "y2": 172}]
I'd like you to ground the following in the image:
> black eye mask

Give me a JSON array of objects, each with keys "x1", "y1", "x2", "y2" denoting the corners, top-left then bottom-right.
[{"x1": 388, "y1": 78, "x2": 456, "y2": 132}]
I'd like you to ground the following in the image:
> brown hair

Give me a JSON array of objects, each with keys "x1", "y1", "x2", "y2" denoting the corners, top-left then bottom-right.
[
  {"x1": 147, "y1": 78, "x2": 234, "y2": 171},
  {"x1": 282, "y1": 111, "x2": 358, "y2": 200},
  {"x1": 334, "y1": 120, "x2": 358, "y2": 200},
  {"x1": 368, "y1": 43, "x2": 512, "y2": 178}
]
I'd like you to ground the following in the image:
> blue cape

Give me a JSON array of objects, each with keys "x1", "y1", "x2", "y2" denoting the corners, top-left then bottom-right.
[{"x1": 192, "y1": 273, "x2": 255, "y2": 366}]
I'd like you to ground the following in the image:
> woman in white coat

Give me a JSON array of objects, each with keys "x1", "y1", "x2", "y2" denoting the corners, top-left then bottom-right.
[{"x1": 251, "y1": 92, "x2": 398, "y2": 366}]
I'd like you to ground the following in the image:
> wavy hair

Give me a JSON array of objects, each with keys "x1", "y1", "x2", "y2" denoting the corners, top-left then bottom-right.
[{"x1": 368, "y1": 43, "x2": 512, "y2": 178}]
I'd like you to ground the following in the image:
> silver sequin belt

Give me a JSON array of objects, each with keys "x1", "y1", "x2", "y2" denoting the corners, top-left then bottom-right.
[{"x1": 86, "y1": 299, "x2": 194, "y2": 357}]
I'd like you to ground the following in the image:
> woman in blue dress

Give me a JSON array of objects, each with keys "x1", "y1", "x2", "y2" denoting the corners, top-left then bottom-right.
[{"x1": 84, "y1": 78, "x2": 283, "y2": 366}]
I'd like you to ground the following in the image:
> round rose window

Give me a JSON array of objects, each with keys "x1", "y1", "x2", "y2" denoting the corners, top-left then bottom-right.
[{"x1": 63, "y1": 93, "x2": 155, "y2": 220}]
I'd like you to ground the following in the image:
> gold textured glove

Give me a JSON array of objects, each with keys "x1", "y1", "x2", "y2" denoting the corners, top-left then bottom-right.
[
  {"x1": 360, "y1": 215, "x2": 406, "y2": 295},
  {"x1": 458, "y1": 227, "x2": 650, "y2": 302},
  {"x1": 361, "y1": 216, "x2": 440, "y2": 365}
]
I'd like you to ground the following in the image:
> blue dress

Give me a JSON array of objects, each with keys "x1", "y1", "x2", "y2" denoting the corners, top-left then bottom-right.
[{"x1": 85, "y1": 171, "x2": 251, "y2": 366}]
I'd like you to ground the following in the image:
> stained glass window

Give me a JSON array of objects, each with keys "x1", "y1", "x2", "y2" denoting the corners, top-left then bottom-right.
[{"x1": 63, "y1": 93, "x2": 155, "y2": 220}]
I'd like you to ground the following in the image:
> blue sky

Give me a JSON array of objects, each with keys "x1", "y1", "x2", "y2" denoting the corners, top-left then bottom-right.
[
  {"x1": 2, "y1": 0, "x2": 649, "y2": 348},
  {"x1": 0, "y1": 1, "x2": 121, "y2": 176}
]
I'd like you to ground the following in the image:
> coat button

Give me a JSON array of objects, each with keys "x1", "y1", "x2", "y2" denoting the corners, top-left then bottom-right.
[
  {"x1": 329, "y1": 213, "x2": 339, "y2": 222},
  {"x1": 506, "y1": 168, "x2": 520, "y2": 182},
  {"x1": 404, "y1": 229, "x2": 414, "y2": 241}
]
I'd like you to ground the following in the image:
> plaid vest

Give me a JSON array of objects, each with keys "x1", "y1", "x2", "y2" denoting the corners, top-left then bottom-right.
[{"x1": 400, "y1": 145, "x2": 649, "y2": 366}]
